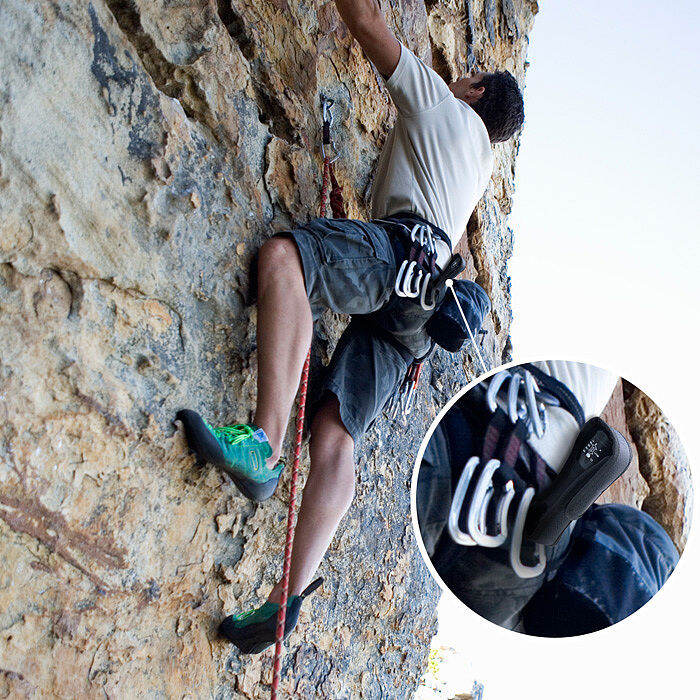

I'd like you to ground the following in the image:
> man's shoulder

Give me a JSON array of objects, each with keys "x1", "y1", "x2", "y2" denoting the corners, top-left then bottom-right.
[{"x1": 385, "y1": 43, "x2": 453, "y2": 116}]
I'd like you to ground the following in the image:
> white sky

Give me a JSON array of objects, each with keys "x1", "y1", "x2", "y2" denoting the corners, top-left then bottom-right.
[
  {"x1": 432, "y1": 2, "x2": 700, "y2": 698},
  {"x1": 510, "y1": 0, "x2": 700, "y2": 397}
]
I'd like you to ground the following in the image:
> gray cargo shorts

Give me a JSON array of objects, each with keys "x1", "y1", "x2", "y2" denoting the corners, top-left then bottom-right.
[{"x1": 277, "y1": 217, "x2": 435, "y2": 442}]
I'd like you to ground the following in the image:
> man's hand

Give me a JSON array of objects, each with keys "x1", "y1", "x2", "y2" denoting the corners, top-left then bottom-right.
[{"x1": 333, "y1": 0, "x2": 401, "y2": 78}]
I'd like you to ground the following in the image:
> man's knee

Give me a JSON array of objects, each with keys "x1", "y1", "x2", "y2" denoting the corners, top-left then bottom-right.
[
  {"x1": 311, "y1": 396, "x2": 355, "y2": 450},
  {"x1": 310, "y1": 397, "x2": 356, "y2": 507},
  {"x1": 258, "y1": 236, "x2": 303, "y2": 284}
]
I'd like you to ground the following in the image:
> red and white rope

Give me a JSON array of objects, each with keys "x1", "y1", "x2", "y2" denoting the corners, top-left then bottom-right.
[{"x1": 271, "y1": 138, "x2": 344, "y2": 698}]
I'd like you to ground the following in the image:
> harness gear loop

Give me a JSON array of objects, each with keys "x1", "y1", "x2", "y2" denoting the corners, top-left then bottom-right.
[{"x1": 271, "y1": 95, "x2": 346, "y2": 699}]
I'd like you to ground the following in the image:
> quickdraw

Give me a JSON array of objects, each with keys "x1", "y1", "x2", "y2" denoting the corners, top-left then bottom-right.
[
  {"x1": 388, "y1": 357, "x2": 425, "y2": 420},
  {"x1": 320, "y1": 95, "x2": 346, "y2": 220}
]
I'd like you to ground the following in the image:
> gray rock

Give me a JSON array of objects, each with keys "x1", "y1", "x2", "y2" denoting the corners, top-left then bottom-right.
[{"x1": 0, "y1": 1, "x2": 536, "y2": 696}]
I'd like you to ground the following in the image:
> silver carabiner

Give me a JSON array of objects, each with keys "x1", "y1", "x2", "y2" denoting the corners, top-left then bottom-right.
[
  {"x1": 448, "y1": 455, "x2": 547, "y2": 579},
  {"x1": 448, "y1": 456, "x2": 481, "y2": 546},
  {"x1": 509, "y1": 487, "x2": 546, "y2": 579},
  {"x1": 394, "y1": 260, "x2": 410, "y2": 297},
  {"x1": 419, "y1": 272, "x2": 435, "y2": 311},
  {"x1": 401, "y1": 262, "x2": 421, "y2": 298},
  {"x1": 466, "y1": 460, "x2": 508, "y2": 547},
  {"x1": 467, "y1": 462, "x2": 515, "y2": 548},
  {"x1": 476, "y1": 484, "x2": 515, "y2": 545},
  {"x1": 486, "y1": 368, "x2": 559, "y2": 439}
]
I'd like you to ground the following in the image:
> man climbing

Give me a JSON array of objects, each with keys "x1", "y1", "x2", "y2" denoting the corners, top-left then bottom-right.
[{"x1": 177, "y1": 0, "x2": 524, "y2": 653}]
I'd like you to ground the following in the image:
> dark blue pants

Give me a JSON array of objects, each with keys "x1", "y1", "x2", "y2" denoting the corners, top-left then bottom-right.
[{"x1": 521, "y1": 503, "x2": 679, "y2": 636}]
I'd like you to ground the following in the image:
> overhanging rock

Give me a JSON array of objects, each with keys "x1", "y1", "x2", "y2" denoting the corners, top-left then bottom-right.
[{"x1": 0, "y1": 1, "x2": 537, "y2": 696}]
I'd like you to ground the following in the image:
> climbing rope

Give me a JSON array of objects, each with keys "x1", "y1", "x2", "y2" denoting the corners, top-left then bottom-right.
[
  {"x1": 271, "y1": 352, "x2": 309, "y2": 697},
  {"x1": 271, "y1": 95, "x2": 345, "y2": 699}
]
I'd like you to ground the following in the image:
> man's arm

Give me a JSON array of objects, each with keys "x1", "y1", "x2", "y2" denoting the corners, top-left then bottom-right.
[{"x1": 333, "y1": 0, "x2": 401, "y2": 78}]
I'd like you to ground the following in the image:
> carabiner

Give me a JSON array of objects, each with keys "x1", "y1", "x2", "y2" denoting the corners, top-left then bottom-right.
[
  {"x1": 395, "y1": 260, "x2": 410, "y2": 297},
  {"x1": 320, "y1": 94, "x2": 339, "y2": 162},
  {"x1": 509, "y1": 487, "x2": 546, "y2": 579},
  {"x1": 419, "y1": 272, "x2": 435, "y2": 311},
  {"x1": 447, "y1": 456, "x2": 481, "y2": 546},
  {"x1": 476, "y1": 484, "x2": 514, "y2": 544},
  {"x1": 467, "y1": 459, "x2": 504, "y2": 547},
  {"x1": 321, "y1": 95, "x2": 335, "y2": 126},
  {"x1": 468, "y1": 466, "x2": 515, "y2": 548},
  {"x1": 486, "y1": 370, "x2": 511, "y2": 413},
  {"x1": 401, "y1": 262, "x2": 421, "y2": 298}
]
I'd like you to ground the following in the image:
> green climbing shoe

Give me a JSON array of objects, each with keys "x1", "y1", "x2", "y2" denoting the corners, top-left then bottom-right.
[
  {"x1": 219, "y1": 578, "x2": 323, "y2": 654},
  {"x1": 176, "y1": 409, "x2": 283, "y2": 502}
]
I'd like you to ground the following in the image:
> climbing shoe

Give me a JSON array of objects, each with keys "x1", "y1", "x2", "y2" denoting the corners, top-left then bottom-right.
[
  {"x1": 176, "y1": 409, "x2": 283, "y2": 502},
  {"x1": 219, "y1": 577, "x2": 323, "y2": 655},
  {"x1": 526, "y1": 417, "x2": 632, "y2": 545}
]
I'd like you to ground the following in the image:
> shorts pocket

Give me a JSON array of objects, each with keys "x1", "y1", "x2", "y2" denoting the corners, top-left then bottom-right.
[{"x1": 315, "y1": 219, "x2": 393, "y2": 266}]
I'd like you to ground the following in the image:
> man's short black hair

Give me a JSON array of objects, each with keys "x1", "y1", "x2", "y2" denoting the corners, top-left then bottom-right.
[{"x1": 471, "y1": 71, "x2": 524, "y2": 143}]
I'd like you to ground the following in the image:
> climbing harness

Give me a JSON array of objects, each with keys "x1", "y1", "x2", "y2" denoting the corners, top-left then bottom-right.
[
  {"x1": 447, "y1": 367, "x2": 632, "y2": 578},
  {"x1": 387, "y1": 266, "x2": 491, "y2": 422},
  {"x1": 380, "y1": 214, "x2": 491, "y2": 421},
  {"x1": 270, "y1": 95, "x2": 346, "y2": 699}
]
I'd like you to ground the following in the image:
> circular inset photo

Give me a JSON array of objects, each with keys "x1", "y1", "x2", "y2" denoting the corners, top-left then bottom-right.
[{"x1": 412, "y1": 360, "x2": 692, "y2": 637}]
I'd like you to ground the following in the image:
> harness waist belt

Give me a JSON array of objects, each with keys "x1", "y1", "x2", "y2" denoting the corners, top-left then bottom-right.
[{"x1": 372, "y1": 211, "x2": 452, "y2": 260}]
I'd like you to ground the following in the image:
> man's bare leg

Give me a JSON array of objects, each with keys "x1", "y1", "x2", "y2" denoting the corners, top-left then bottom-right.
[
  {"x1": 254, "y1": 237, "x2": 313, "y2": 463},
  {"x1": 266, "y1": 396, "x2": 355, "y2": 602}
]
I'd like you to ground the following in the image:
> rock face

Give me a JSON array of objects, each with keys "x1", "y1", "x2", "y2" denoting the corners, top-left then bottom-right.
[
  {"x1": 598, "y1": 380, "x2": 649, "y2": 510},
  {"x1": 623, "y1": 384, "x2": 693, "y2": 553},
  {"x1": 599, "y1": 380, "x2": 691, "y2": 554},
  {"x1": 0, "y1": 1, "x2": 537, "y2": 696}
]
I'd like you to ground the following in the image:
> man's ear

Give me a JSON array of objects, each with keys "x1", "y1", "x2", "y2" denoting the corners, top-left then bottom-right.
[{"x1": 469, "y1": 85, "x2": 486, "y2": 101}]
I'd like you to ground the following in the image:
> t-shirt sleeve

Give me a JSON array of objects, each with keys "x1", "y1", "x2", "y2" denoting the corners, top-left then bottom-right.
[{"x1": 383, "y1": 44, "x2": 452, "y2": 116}]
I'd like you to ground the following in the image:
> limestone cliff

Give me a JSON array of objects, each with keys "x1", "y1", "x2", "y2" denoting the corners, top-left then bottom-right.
[
  {"x1": 0, "y1": 1, "x2": 536, "y2": 696},
  {"x1": 599, "y1": 380, "x2": 691, "y2": 554},
  {"x1": 623, "y1": 384, "x2": 693, "y2": 552}
]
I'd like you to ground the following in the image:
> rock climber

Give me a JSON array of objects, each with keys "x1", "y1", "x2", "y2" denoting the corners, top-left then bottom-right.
[
  {"x1": 417, "y1": 361, "x2": 679, "y2": 635},
  {"x1": 177, "y1": 0, "x2": 524, "y2": 652}
]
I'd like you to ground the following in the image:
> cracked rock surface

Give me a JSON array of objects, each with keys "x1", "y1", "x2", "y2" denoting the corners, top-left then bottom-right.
[
  {"x1": 0, "y1": 0, "x2": 537, "y2": 696},
  {"x1": 598, "y1": 380, "x2": 692, "y2": 555}
]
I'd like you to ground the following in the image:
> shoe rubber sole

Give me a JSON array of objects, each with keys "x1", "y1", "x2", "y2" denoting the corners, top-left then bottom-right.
[
  {"x1": 176, "y1": 409, "x2": 280, "y2": 502},
  {"x1": 218, "y1": 578, "x2": 322, "y2": 655},
  {"x1": 219, "y1": 597, "x2": 302, "y2": 655},
  {"x1": 526, "y1": 417, "x2": 632, "y2": 545}
]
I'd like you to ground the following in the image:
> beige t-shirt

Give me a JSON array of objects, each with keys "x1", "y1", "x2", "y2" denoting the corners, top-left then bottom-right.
[
  {"x1": 371, "y1": 44, "x2": 494, "y2": 266},
  {"x1": 529, "y1": 361, "x2": 619, "y2": 472}
]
